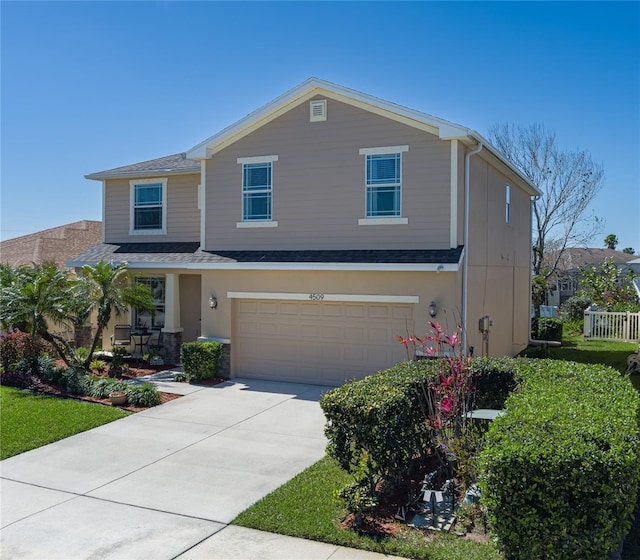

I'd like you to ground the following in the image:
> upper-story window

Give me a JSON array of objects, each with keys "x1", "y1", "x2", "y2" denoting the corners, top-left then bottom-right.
[
  {"x1": 130, "y1": 178, "x2": 167, "y2": 235},
  {"x1": 236, "y1": 155, "x2": 279, "y2": 228},
  {"x1": 358, "y1": 146, "x2": 409, "y2": 224},
  {"x1": 505, "y1": 185, "x2": 511, "y2": 223}
]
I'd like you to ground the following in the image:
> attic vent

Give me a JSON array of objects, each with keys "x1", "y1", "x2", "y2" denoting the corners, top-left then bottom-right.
[{"x1": 310, "y1": 99, "x2": 327, "y2": 122}]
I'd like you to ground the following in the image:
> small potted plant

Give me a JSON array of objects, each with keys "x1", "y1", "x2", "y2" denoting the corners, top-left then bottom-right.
[
  {"x1": 149, "y1": 349, "x2": 164, "y2": 366},
  {"x1": 108, "y1": 389, "x2": 127, "y2": 406},
  {"x1": 109, "y1": 347, "x2": 127, "y2": 377}
]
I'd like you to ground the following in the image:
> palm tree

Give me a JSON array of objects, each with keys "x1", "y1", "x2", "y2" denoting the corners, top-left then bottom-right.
[
  {"x1": 604, "y1": 234, "x2": 618, "y2": 250},
  {"x1": 0, "y1": 263, "x2": 81, "y2": 366},
  {"x1": 78, "y1": 260, "x2": 154, "y2": 368},
  {"x1": 0, "y1": 261, "x2": 154, "y2": 369}
]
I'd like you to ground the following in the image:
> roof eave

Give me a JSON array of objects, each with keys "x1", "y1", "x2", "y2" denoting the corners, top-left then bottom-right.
[
  {"x1": 85, "y1": 168, "x2": 200, "y2": 181},
  {"x1": 66, "y1": 260, "x2": 461, "y2": 272}
]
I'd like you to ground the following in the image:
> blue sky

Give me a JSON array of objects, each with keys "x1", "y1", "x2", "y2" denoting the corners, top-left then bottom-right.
[{"x1": 2, "y1": 1, "x2": 639, "y2": 251}]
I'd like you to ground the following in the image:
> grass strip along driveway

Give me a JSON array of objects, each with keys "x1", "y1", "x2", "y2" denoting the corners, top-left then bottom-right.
[
  {"x1": 233, "y1": 456, "x2": 501, "y2": 560},
  {"x1": 0, "y1": 386, "x2": 130, "y2": 460}
]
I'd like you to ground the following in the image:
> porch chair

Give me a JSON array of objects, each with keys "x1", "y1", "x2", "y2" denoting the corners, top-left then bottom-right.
[
  {"x1": 148, "y1": 330, "x2": 165, "y2": 357},
  {"x1": 110, "y1": 324, "x2": 132, "y2": 350}
]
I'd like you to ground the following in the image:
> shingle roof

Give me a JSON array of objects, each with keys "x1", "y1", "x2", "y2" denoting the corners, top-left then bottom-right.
[
  {"x1": 67, "y1": 242, "x2": 463, "y2": 267},
  {"x1": 0, "y1": 221, "x2": 102, "y2": 269},
  {"x1": 549, "y1": 248, "x2": 638, "y2": 273},
  {"x1": 86, "y1": 153, "x2": 200, "y2": 180}
]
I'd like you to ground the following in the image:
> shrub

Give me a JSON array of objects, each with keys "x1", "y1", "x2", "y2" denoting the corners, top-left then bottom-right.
[
  {"x1": 73, "y1": 346, "x2": 90, "y2": 364},
  {"x1": 90, "y1": 359, "x2": 107, "y2": 374},
  {"x1": 62, "y1": 366, "x2": 92, "y2": 395},
  {"x1": 0, "y1": 369, "x2": 37, "y2": 388},
  {"x1": 0, "y1": 330, "x2": 46, "y2": 372},
  {"x1": 560, "y1": 295, "x2": 592, "y2": 322},
  {"x1": 125, "y1": 382, "x2": 161, "y2": 407},
  {"x1": 181, "y1": 341, "x2": 222, "y2": 380},
  {"x1": 471, "y1": 357, "x2": 520, "y2": 410},
  {"x1": 88, "y1": 377, "x2": 127, "y2": 399},
  {"x1": 562, "y1": 318, "x2": 583, "y2": 335},
  {"x1": 480, "y1": 360, "x2": 640, "y2": 559},
  {"x1": 535, "y1": 317, "x2": 562, "y2": 342},
  {"x1": 320, "y1": 361, "x2": 435, "y2": 501}
]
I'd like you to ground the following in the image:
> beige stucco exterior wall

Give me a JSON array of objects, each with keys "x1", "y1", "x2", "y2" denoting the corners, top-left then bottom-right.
[
  {"x1": 464, "y1": 156, "x2": 532, "y2": 356},
  {"x1": 204, "y1": 97, "x2": 452, "y2": 251},
  {"x1": 103, "y1": 174, "x2": 200, "y2": 243}
]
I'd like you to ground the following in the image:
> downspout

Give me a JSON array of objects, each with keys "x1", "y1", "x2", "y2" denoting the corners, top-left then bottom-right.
[{"x1": 461, "y1": 142, "x2": 483, "y2": 354}]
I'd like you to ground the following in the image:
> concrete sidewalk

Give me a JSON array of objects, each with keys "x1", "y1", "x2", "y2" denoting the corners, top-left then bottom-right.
[{"x1": 0, "y1": 378, "x2": 401, "y2": 559}]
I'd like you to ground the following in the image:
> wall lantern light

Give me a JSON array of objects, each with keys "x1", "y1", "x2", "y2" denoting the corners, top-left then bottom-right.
[
  {"x1": 209, "y1": 294, "x2": 218, "y2": 309},
  {"x1": 428, "y1": 300, "x2": 438, "y2": 318}
]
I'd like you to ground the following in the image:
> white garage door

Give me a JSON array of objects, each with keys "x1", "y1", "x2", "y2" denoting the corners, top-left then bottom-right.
[{"x1": 235, "y1": 299, "x2": 414, "y2": 385}]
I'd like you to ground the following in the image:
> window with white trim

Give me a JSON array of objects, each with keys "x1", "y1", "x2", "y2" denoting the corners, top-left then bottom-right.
[
  {"x1": 130, "y1": 178, "x2": 167, "y2": 234},
  {"x1": 505, "y1": 185, "x2": 511, "y2": 223},
  {"x1": 237, "y1": 155, "x2": 278, "y2": 223},
  {"x1": 359, "y1": 146, "x2": 408, "y2": 219},
  {"x1": 133, "y1": 277, "x2": 165, "y2": 330}
]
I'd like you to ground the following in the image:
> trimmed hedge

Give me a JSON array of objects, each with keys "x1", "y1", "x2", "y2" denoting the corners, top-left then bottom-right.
[
  {"x1": 480, "y1": 360, "x2": 640, "y2": 559},
  {"x1": 471, "y1": 357, "x2": 520, "y2": 410},
  {"x1": 531, "y1": 317, "x2": 563, "y2": 342},
  {"x1": 180, "y1": 341, "x2": 222, "y2": 380},
  {"x1": 320, "y1": 361, "x2": 438, "y2": 494}
]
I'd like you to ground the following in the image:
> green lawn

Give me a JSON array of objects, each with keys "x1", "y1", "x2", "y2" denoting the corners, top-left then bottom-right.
[
  {"x1": 233, "y1": 456, "x2": 501, "y2": 560},
  {"x1": 0, "y1": 386, "x2": 130, "y2": 460},
  {"x1": 528, "y1": 333, "x2": 640, "y2": 391}
]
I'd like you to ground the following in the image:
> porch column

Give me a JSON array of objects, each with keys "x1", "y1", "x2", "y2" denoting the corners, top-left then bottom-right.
[{"x1": 163, "y1": 273, "x2": 183, "y2": 364}]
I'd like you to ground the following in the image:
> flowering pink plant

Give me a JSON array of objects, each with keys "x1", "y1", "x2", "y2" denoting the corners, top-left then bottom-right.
[{"x1": 399, "y1": 317, "x2": 478, "y2": 467}]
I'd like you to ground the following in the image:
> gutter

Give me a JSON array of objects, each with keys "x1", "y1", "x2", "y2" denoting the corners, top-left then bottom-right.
[{"x1": 461, "y1": 142, "x2": 483, "y2": 354}]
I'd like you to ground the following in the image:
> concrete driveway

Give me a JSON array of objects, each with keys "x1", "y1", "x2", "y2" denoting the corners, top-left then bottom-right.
[{"x1": 1, "y1": 378, "x2": 398, "y2": 559}]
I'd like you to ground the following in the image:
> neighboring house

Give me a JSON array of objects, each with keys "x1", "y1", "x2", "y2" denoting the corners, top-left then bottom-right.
[
  {"x1": 70, "y1": 78, "x2": 540, "y2": 385},
  {"x1": 0, "y1": 220, "x2": 102, "y2": 269},
  {"x1": 1, "y1": 220, "x2": 102, "y2": 345},
  {"x1": 546, "y1": 248, "x2": 639, "y2": 306}
]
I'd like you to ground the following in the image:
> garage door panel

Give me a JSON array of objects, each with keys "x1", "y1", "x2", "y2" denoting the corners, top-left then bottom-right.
[
  {"x1": 279, "y1": 302, "x2": 299, "y2": 315},
  {"x1": 368, "y1": 305, "x2": 390, "y2": 319},
  {"x1": 392, "y1": 305, "x2": 413, "y2": 320},
  {"x1": 345, "y1": 305, "x2": 366, "y2": 318},
  {"x1": 300, "y1": 303, "x2": 321, "y2": 316},
  {"x1": 238, "y1": 301, "x2": 258, "y2": 313},
  {"x1": 235, "y1": 299, "x2": 413, "y2": 384},
  {"x1": 344, "y1": 326, "x2": 365, "y2": 340},
  {"x1": 322, "y1": 304, "x2": 343, "y2": 317},
  {"x1": 321, "y1": 325, "x2": 342, "y2": 339}
]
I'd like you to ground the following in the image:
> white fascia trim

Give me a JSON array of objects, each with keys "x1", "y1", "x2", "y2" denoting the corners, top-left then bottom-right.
[
  {"x1": 359, "y1": 145, "x2": 409, "y2": 156},
  {"x1": 129, "y1": 178, "x2": 168, "y2": 236},
  {"x1": 236, "y1": 221, "x2": 279, "y2": 228},
  {"x1": 450, "y1": 140, "x2": 459, "y2": 248},
  {"x1": 200, "y1": 160, "x2": 206, "y2": 249},
  {"x1": 66, "y1": 261, "x2": 461, "y2": 272},
  {"x1": 358, "y1": 217, "x2": 408, "y2": 225},
  {"x1": 86, "y1": 169, "x2": 198, "y2": 181},
  {"x1": 227, "y1": 292, "x2": 420, "y2": 304},
  {"x1": 101, "y1": 180, "x2": 106, "y2": 242}
]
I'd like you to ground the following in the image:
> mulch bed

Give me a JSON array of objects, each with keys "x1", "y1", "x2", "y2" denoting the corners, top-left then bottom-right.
[{"x1": 340, "y1": 456, "x2": 489, "y2": 542}]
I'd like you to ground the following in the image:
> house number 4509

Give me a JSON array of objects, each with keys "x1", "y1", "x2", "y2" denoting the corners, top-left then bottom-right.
[{"x1": 309, "y1": 293, "x2": 325, "y2": 301}]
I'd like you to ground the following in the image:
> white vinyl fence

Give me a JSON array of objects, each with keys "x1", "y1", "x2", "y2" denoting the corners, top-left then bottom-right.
[{"x1": 583, "y1": 310, "x2": 640, "y2": 342}]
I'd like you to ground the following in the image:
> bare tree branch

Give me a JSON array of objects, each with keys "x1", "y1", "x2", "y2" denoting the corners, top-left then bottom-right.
[{"x1": 488, "y1": 123, "x2": 604, "y2": 279}]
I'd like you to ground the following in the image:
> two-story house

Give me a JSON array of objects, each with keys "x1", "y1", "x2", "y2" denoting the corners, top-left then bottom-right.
[{"x1": 70, "y1": 78, "x2": 540, "y2": 385}]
